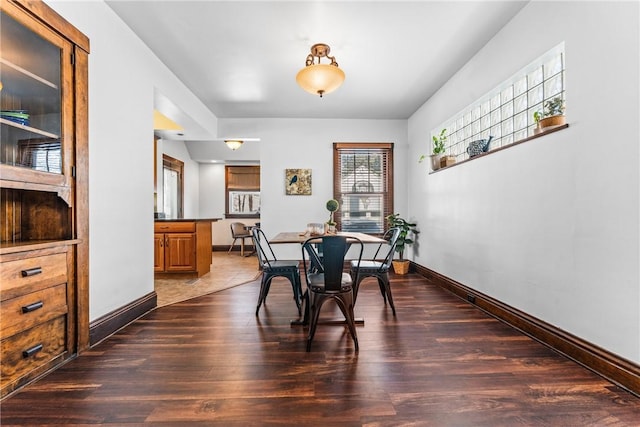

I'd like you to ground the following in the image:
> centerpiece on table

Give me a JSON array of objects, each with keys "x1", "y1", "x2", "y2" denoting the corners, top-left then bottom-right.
[{"x1": 325, "y1": 199, "x2": 339, "y2": 234}]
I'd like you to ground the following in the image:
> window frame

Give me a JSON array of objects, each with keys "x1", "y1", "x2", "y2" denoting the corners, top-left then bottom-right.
[
  {"x1": 333, "y1": 142, "x2": 394, "y2": 236},
  {"x1": 225, "y1": 165, "x2": 260, "y2": 219},
  {"x1": 435, "y1": 42, "x2": 565, "y2": 164},
  {"x1": 162, "y1": 154, "x2": 183, "y2": 219}
]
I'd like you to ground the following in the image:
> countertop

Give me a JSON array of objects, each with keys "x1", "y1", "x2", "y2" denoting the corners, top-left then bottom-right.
[{"x1": 154, "y1": 218, "x2": 222, "y2": 222}]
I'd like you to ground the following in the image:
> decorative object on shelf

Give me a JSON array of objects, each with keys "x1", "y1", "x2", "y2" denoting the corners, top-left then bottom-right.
[
  {"x1": 1, "y1": 109, "x2": 30, "y2": 126},
  {"x1": 296, "y1": 43, "x2": 345, "y2": 97},
  {"x1": 441, "y1": 155, "x2": 456, "y2": 168},
  {"x1": 538, "y1": 96, "x2": 566, "y2": 129},
  {"x1": 467, "y1": 135, "x2": 494, "y2": 158},
  {"x1": 533, "y1": 111, "x2": 543, "y2": 135},
  {"x1": 325, "y1": 199, "x2": 339, "y2": 233},
  {"x1": 419, "y1": 128, "x2": 447, "y2": 171},
  {"x1": 385, "y1": 213, "x2": 418, "y2": 275},
  {"x1": 285, "y1": 168, "x2": 312, "y2": 195},
  {"x1": 224, "y1": 139, "x2": 243, "y2": 150}
]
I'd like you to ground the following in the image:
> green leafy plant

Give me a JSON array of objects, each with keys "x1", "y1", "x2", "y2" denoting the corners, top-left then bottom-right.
[
  {"x1": 542, "y1": 97, "x2": 565, "y2": 117},
  {"x1": 385, "y1": 213, "x2": 418, "y2": 260},
  {"x1": 432, "y1": 128, "x2": 447, "y2": 154},
  {"x1": 326, "y1": 199, "x2": 339, "y2": 226},
  {"x1": 419, "y1": 128, "x2": 447, "y2": 162},
  {"x1": 533, "y1": 111, "x2": 542, "y2": 124}
]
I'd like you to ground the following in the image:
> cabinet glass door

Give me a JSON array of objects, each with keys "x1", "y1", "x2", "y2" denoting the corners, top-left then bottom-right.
[{"x1": 0, "y1": 10, "x2": 62, "y2": 174}]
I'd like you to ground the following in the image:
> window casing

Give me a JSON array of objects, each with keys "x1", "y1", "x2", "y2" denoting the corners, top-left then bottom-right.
[
  {"x1": 333, "y1": 143, "x2": 393, "y2": 235},
  {"x1": 436, "y1": 43, "x2": 565, "y2": 162},
  {"x1": 225, "y1": 165, "x2": 260, "y2": 218},
  {"x1": 162, "y1": 154, "x2": 183, "y2": 219}
]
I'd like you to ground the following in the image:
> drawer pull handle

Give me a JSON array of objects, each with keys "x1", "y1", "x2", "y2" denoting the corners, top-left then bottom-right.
[
  {"x1": 21, "y1": 267, "x2": 42, "y2": 277},
  {"x1": 22, "y1": 301, "x2": 44, "y2": 313},
  {"x1": 22, "y1": 344, "x2": 43, "y2": 359}
]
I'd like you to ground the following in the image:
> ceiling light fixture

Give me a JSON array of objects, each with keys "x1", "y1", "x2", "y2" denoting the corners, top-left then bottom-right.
[
  {"x1": 296, "y1": 43, "x2": 345, "y2": 98},
  {"x1": 225, "y1": 139, "x2": 243, "y2": 150}
]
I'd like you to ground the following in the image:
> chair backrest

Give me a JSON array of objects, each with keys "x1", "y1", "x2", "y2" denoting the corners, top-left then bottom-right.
[
  {"x1": 252, "y1": 228, "x2": 276, "y2": 269},
  {"x1": 302, "y1": 235, "x2": 363, "y2": 291},
  {"x1": 230, "y1": 222, "x2": 248, "y2": 238},
  {"x1": 376, "y1": 227, "x2": 401, "y2": 270}
]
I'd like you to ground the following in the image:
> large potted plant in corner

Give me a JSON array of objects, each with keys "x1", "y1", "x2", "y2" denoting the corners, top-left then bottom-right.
[{"x1": 386, "y1": 213, "x2": 418, "y2": 275}]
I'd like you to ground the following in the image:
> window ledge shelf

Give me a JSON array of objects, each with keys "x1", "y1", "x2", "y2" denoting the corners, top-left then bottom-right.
[{"x1": 429, "y1": 123, "x2": 569, "y2": 174}]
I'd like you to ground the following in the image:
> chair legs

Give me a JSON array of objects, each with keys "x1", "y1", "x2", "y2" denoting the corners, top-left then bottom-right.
[
  {"x1": 352, "y1": 272, "x2": 396, "y2": 316},
  {"x1": 255, "y1": 272, "x2": 302, "y2": 316},
  {"x1": 306, "y1": 291, "x2": 359, "y2": 352},
  {"x1": 228, "y1": 236, "x2": 250, "y2": 256}
]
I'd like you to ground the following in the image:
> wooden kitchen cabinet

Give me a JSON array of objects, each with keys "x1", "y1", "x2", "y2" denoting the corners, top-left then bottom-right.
[
  {"x1": 0, "y1": 0, "x2": 89, "y2": 399},
  {"x1": 154, "y1": 220, "x2": 213, "y2": 277}
]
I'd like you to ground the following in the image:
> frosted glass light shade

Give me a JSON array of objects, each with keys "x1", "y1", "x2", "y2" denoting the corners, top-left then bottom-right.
[
  {"x1": 296, "y1": 64, "x2": 345, "y2": 97},
  {"x1": 225, "y1": 140, "x2": 243, "y2": 150}
]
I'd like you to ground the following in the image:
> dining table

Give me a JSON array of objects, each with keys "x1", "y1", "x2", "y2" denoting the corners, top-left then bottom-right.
[
  {"x1": 269, "y1": 230, "x2": 387, "y2": 326},
  {"x1": 269, "y1": 231, "x2": 386, "y2": 245}
]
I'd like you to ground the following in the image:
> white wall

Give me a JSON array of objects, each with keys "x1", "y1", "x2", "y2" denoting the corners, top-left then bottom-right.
[
  {"x1": 218, "y1": 118, "x2": 409, "y2": 260},
  {"x1": 198, "y1": 163, "x2": 226, "y2": 220},
  {"x1": 196, "y1": 119, "x2": 408, "y2": 252},
  {"x1": 47, "y1": 0, "x2": 218, "y2": 320},
  {"x1": 198, "y1": 163, "x2": 259, "y2": 248},
  {"x1": 408, "y1": 1, "x2": 640, "y2": 363}
]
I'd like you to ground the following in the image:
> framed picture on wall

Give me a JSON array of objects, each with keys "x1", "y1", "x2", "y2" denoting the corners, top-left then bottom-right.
[{"x1": 285, "y1": 168, "x2": 312, "y2": 195}]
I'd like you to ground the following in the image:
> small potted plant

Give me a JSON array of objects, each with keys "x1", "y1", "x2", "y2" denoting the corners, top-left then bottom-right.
[
  {"x1": 533, "y1": 111, "x2": 543, "y2": 134},
  {"x1": 325, "y1": 199, "x2": 339, "y2": 234},
  {"x1": 419, "y1": 128, "x2": 447, "y2": 171},
  {"x1": 538, "y1": 97, "x2": 565, "y2": 129},
  {"x1": 385, "y1": 213, "x2": 418, "y2": 275}
]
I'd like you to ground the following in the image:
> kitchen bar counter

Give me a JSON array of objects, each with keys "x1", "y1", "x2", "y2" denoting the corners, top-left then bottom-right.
[
  {"x1": 154, "y1": 218, "x2": 222, "y2": 222},
  {"x1": 154, "y1": 219, "x2": 220, "y2": 277}
]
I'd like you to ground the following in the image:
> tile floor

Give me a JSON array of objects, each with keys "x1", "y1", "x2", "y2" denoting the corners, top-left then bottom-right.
[{"x1": 154, "y1": 251, "x2": 261, "y2": 306}]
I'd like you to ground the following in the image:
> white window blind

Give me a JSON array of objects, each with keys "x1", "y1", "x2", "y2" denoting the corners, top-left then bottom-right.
[{"x1": 333, "y1": 143, "x2": 393, "y2": 234}]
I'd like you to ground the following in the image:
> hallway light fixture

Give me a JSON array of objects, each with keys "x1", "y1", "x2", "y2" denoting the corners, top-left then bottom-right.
[
  {"x1": 296, "y1": 43, "x2": 345, "y2": 97},
  {"x1": 225, "y1": 139, "x2": 243, "y2": 150}
]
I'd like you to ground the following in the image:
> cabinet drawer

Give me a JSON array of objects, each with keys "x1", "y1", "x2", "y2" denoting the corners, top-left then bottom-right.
[
  {"x1": 0, "y1": 284, "x2": 68, "y2": 338},
  {"x1": 0, "y1": 253, "x2": 67, "y2": 300},
  {"x1": 0, "y1": 316, "x2": 66, "y2": 388},
  {"x1": 154, "y1": 221, "x2": 196, "y2": 233}
]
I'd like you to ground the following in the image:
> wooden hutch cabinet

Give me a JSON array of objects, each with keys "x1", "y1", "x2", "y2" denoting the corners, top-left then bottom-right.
[{"x1": 0, "y1": 1, "x2": 89, "y2": 399}]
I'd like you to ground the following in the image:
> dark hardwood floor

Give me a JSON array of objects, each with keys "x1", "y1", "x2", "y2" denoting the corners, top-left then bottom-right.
[{"x1": 2, "y1": 272, "x2": 640, "y2": 426}]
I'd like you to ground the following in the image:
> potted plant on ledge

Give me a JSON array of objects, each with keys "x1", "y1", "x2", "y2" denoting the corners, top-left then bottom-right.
[
  {"x1": 419, "y1": 128, "x2": 447, "y2": 171},
  {"x1": 386, "y1": 213, "x2": 418, "y2": 275},
  {"x1": 533, "y1": 111, "x2": 543, "y2": 134},
  {"x1": 538, "y1": 96, "x2": 565, "y2": 130}
]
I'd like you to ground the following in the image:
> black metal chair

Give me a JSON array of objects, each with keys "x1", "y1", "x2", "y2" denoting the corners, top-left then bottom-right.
[
  {"x1": 252, "y1": 228, "x2": 302, "y2": 316},
  {"x1": 349, "y1": 227, "x2": 401, "y2": 315},
  {"x1": 301, "y1": 235, "x2": 363, "y2": 352},
  {"x1": 228, "y1": 222, "x2": 252, "y2": 256}
]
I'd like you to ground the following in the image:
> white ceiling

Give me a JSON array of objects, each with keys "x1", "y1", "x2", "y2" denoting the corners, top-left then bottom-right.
[{"x1": 106, "y1": 0, "x2": 527, "y2": 141}]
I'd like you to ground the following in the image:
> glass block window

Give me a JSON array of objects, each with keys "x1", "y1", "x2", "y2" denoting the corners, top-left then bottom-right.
[{"x1": 434, "y1": 43, "x2": 565, "y2": 162}]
